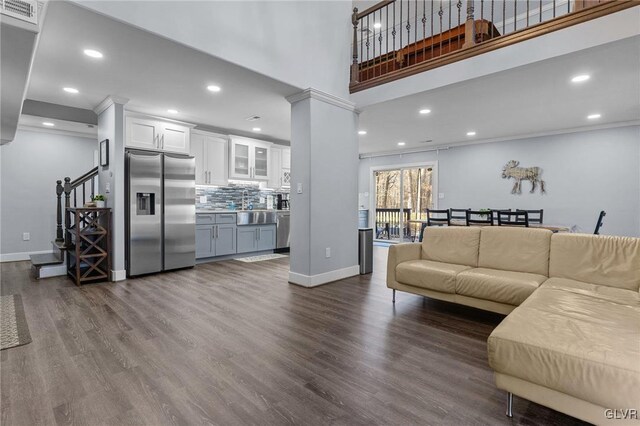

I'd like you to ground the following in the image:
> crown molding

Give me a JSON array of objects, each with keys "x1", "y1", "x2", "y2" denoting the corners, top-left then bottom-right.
[
  {"x1": 286, "y1": 88, "x2": 358, "y2": 113},
  {"x1": 93, "y1": 96, "x2": 129, "y2": 115},
  {"x1": 359, "y1": 120, "x2": 640, "y2": 158}
]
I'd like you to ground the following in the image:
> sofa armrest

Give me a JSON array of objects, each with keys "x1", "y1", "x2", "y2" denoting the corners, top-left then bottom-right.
[{"x1": 387, "y1": 243, "x2": 422, "y2": 288}]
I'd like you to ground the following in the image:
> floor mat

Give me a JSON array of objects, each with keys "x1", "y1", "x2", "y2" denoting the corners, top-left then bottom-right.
[{"x1": 1, "y1": 294, "x2": 32, "y2": 350}]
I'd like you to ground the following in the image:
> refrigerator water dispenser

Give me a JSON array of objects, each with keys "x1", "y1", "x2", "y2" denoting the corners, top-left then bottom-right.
[{"x1": 136, "y1": 193, "x2": 155, "y2": 215}]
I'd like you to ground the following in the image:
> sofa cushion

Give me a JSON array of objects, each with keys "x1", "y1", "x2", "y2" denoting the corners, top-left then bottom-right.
[
  {"x1": 488, "y1": 284, "x2": 640, "y2": 410},
  {"x1": 421, "y1": 227, "x2": 481, "y2": 267},
  {"x1": 542, "y1": 277, "x2": 640, "y2": 306},
  {"x1": 456, "y1": 268, "x2": 546, "y2": 306},
  {"x1": 549, "y1": 233, "x2": 640, "y2": 291},
  {"x1": 478, "y1": 227, "x2": 552, "y2": 276},
  {"x1": 396, "y1": 260, "x2": 471, "y2": 293}
]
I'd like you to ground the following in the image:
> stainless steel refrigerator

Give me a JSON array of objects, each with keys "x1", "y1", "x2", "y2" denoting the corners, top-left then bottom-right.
[{"x1": 126, "y1": 150, "x2": 195, "y2": 276}]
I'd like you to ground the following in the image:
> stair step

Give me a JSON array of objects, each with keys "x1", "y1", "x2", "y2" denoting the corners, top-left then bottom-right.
[{"x1": 30, "y1": 253, "x2": 64, "y2": 267}]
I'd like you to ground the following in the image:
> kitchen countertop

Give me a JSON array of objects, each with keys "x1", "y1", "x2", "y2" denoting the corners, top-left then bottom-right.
[{"x1": 196, "y1": 209, "x2": 290, "y2": 214}]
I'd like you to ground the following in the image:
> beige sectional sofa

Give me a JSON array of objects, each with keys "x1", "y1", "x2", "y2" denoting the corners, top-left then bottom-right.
[{"x1": 387, "y1": 226, "x2": 640, "y2": 425}]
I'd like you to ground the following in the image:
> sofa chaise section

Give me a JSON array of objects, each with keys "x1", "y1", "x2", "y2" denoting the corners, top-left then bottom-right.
[{"x1": 488, "y1": 233, "x2": 640, "y2": 424}]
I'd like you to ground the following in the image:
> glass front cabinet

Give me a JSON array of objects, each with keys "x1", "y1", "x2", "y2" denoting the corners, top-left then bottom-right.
[{"x1": 229, "y1": 137, "x2": 271, "y2": 181}]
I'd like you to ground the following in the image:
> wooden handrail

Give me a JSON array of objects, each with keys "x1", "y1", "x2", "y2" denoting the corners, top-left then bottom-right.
[
  {"x1": 56, "y1": 166, "x2": 99, "y2": 244},
  {"x1": 69, "y1": 166, "x2": 98, "y2": 189}
]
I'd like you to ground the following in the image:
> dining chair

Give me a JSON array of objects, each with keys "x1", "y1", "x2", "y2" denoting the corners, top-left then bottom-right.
[
  {"x1": 498, "y1": 211, "x2": 529, "y2": 227},
  {"x1": 517, "y1": 209, "x2": 543, "y2": 224},
  {"x1": 426, "y1": 209, "x2": 451, "y2": 226},
  {"x1": 450, "y1": 208, "x2": 470, "y2": 223},
  {"x1": 594, "y1": 210, "x2": 606, "y2": 235},
  {"x1": 466, "y1": 210, "x2": 493, "y2": 226},
  {"x1": 491, "y1": 209, "x2": 511, "y2": 225}
]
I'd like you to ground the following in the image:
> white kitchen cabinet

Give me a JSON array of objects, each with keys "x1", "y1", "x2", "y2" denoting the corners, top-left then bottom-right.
[
  {"x1": 268, "y1": 146, "x2": 291, "y2": 189},
  {"x1": 229, "y1": 136, "x2": 271, "y2": 181},
  {"x1": 191, "y1": 131, "x2": 228, "y2": 185},
  {"x1": 125, "y1": 115, "x2": 191, "y2": 154}
]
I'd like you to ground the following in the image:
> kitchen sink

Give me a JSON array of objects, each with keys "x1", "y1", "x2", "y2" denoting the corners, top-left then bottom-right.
[{"x1": 236, "y1": 211, "x2": 277, "y2": 225}]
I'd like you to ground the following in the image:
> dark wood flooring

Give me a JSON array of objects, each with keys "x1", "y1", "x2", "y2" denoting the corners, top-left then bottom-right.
[{"x1": 1, "y1": 247, "x2": 586, "y2": 425}]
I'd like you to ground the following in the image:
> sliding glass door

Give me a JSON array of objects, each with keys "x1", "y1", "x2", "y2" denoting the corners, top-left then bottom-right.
[{"x1": 374, "y1": 166, "x2": 434, "y2": 242}]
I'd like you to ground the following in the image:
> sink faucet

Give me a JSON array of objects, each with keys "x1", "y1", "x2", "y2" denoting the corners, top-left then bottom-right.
[{"x1": 241, "y1": 190, "x2": 248, "y2": 210}]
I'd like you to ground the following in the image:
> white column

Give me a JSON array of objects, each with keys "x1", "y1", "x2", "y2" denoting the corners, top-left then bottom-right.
[
  {"x1": 287, "y1": 88, "x2": 360, "y2": 287},
  {"x1": 95, "y1": 96, "x2": 128, "y2": 281}
]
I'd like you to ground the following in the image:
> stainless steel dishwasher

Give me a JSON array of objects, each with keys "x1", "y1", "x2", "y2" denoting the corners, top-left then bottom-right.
[{"x1": 276, "y1": 211, "x2": 290, "y2": 250}]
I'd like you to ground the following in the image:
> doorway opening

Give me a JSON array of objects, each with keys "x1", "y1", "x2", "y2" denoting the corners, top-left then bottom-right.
[{"x1": 373, "y1": 165, "x2": 436, "y2": 242}]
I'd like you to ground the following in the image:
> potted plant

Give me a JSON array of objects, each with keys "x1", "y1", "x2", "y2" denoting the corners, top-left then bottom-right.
[{"x1": 92, "y1": 194, "x2": 106, "y2": 208}]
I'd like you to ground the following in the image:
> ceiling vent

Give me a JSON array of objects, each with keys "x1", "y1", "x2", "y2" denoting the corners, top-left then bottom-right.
[
  {"x1": 245, "y1": 115, "x2": 261, "y2": 122},
  {"x1": 0, "y1": 0, "x2": 38, "y2": 24}
]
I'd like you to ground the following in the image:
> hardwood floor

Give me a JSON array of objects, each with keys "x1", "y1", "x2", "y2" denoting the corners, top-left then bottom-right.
[{"x1": 1, "y1": 247, "x2": 586, "y2": 425}]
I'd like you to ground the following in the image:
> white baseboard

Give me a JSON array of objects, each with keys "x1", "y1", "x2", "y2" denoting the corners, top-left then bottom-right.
[
  {"x1": 289, "y1": 265, "x2": 360, "y2": 287},
  {"x1": 111, "y1": 269, "x2": 126, "y2": 281},
  {"x1": 38, "y1": 264, "x2": 67, "y2": 278},
  {"x1": 0, "y1": 250, "x2": 53, "y2": 263}
]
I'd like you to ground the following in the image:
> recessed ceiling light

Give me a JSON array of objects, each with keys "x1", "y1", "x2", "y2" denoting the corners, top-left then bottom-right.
[
  {"x1": 571, "y1": 74, "x2": 590, "y2": 83},
  {"x1": 42, "y1": 122, "x2": 55, "y2": 127},
  {"x1": 63, "y1": 87, "x2": 79, "y2": 94},
  {"x1": 207, "y1": 85, "x2": 221, "y2": 92},
  {"x1": 419, "y1": 109, "x2": 431, "y2": 115},
  {"x1": 398, "y1": 142, "x2": 406, "y2": 146},
  {"x1": 167, "y1": 109, "x2": 178, "y2": 114},
  {"x1": 587, "y1": 113, "x2": 601, "y2": 120},
  {"x1": 373, "y1": 22, "x2": 382, "y2": 29},
  {"x1": 83, "y1": 49, "x2": 103, "y2": 58},
  {"x1": 358, "y1": 130, "x2": 367, "y2": 135},
  {"x1": 466, "y1": 131, "x2": 476, "y2": 136},
  {"x1": 252, "y1": 127, "x2": 261, "y2": 132}
]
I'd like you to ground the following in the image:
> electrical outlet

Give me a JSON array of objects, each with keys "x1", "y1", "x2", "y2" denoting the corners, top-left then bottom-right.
[
  {"x1": 438, "y1": 192, "x2": 445, "y2": 199},
  {"x1": 325, "y1": 247, "x2": 331, "y2": 258},
  {"x1": 297, "y1": 183, "x2": 303, "y2": 194},
  {"x1": 105, "y1": 182, "x2": 111, "y2": 193},
  {"x1": 22, "y1": 232, "x2": 30, "y2": 241}
]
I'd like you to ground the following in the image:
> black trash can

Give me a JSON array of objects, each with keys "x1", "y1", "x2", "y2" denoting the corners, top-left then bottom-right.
[{"x1": 358, "y1": 228, "x2": 373, "y2": 274}]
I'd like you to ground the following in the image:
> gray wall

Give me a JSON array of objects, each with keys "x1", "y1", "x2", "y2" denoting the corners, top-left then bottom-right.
[
  {"x1": 0, "y1": 129, "x2": 96, "y2": 257},
  {"x1": 359, "y1": 126, "x2": 640, "y2": 237}
]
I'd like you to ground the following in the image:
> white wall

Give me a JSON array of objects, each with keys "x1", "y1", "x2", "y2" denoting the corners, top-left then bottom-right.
[
  {"x1": 73, "y1": 0, "x2": 353, "y2": 98},
  {"x1": 358, "y1": 126, "x2": 640, "y2": 237},
  {"x1": 0, "y1": 129, "x2": 96, "y2": 259}
]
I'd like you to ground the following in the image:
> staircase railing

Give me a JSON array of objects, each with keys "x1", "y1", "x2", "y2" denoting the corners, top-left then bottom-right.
[
  {"x1": 55, "y1": 166, "x2": 99, "y2": 243},
  {"x1": 350, "y1": 0, "x2": 634, "y2": 92}
]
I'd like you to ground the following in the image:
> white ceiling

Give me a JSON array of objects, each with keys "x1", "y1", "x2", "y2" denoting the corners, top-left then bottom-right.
[
  {"x1": 26, "y1": 1, "x2": 299, "y2": 143},
  {"x1": 357, "y1": 35, "x2": 640, "y2": 153}
]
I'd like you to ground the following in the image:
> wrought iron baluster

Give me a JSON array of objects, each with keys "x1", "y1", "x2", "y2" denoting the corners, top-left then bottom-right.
[
  {"x1": 406, "y1": 0, "x2": 411, "y2": 65},
  {"x1": 553, "y1": 0, "x2": 556, "y2": 18},
  {"x1": 82, "y1": 182, "x2": 86, "y2": 206},
  {"x1": 414, "y1": 0, "x2": 417, "y2": 66},
  {"x1": 386, "y1": 4, "x2": 390, "y2": 75},
  {"x1": 567, "y1": 0, "x2": 570, "y2": 15},
  {"x1": 448, "y1": 0, "x2": 451, "y2": 35},
  {"x1": 351, "y1": 7, "x2": 359, "y2": 84},
  {"x1": 514, "y1": 0, "x2": 517, "y2": 32},
  {"x1": 366, "y1": 14, "x2": 370, "y2": 70},
  {"x1": 400, "y1": 0, "x2": 403, "y2": 50},
  {"x1": 422, "y1": 0, "x2": 427, "y2": 63},
  {"x1": 539, "y1": 0, "x2": 542, "y2": 23},
  {"x1": 73, "y1": 188, "x2": 77, "y2": 207},
  {"x1": 503, "y1": 0, "x2": 506, "y2": 34},
  {"x1": 378, "y1": 8, "x2": 383, "y2": 77},
  {"x1": 392, "y1": 2, "x2": 397, "y2": 70},
  {"x1": 526, "y1": 0, "x2": 530, "y2": 27},
  {"x1": 430, "y1": 0, "x2": 434, "y2": 42},
  {"x1": 491, "y1": 0, "x2": 495, "y2": 38},
  {"x1": 438, "y1": 1, "x2": 443, "y2": 57},
  {"x1": 372, "y1": 11, "x2": 376, "y2": 76},
  {"x1": 91, "y1": 176, "x2": 95, "y2": 199}
]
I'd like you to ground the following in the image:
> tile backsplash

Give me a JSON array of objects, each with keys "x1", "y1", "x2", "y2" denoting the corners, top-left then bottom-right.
[{"x1": 196, "y1": 183, "x2": 289, "y2": 210}]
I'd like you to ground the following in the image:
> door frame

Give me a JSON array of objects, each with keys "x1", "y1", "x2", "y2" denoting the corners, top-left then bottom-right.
[{"x1": 368, "y1": 161, "x2": 439, "y2": 241}]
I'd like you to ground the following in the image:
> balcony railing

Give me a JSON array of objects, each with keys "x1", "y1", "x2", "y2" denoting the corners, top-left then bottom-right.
[{"x1": 350, "y1": 0, "x2": 635, "y2": 92}]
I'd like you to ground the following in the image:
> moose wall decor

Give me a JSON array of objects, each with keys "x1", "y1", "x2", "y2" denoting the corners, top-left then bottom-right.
[{"x1": 501, "y1": 160, "x2": 546, "y2": 194}]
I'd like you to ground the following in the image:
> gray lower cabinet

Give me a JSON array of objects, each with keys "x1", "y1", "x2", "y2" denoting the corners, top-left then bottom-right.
[
  {"x1": 196, "y1": 213, "x2": 237, "y2": 259},
  {"x1": 237, "y1": 224, "x2": 276, "y2": 253}
]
